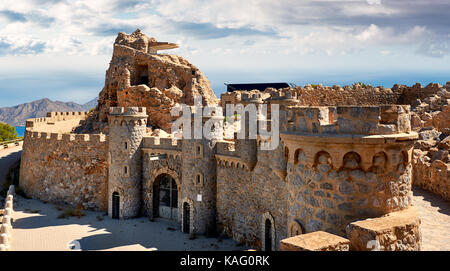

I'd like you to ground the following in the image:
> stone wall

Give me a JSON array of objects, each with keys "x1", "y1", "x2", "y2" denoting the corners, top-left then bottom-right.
[
  {"x1": 295, "y1": 85, "x2": 401, "y2": 106},
  {"x1": 19, "y1": 130, "x2": 108, "y2": 211},
  {"x1": 25, "y1": 111, "x2": 88, "y2": 133},
  {"x1": 346, "y1": 206, "x2": 421, "y2": 251},
  {"x1": 216, "y1": 142, "x2": 288, "y2": 250},
  {"x1": 413, "y1": 155, "x2": 449, "y2": 200},
  {"x1": 292, "y1": 82, "x2": 445, "y2": 107}
]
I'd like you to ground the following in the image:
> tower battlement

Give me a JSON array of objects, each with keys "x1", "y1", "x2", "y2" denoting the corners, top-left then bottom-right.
[
  {"x1": 142, "y1": 136, "x2": 182, "y2": 150},
  {"x1": 281, "y1": 105, "x2": 412, "y2": 136},
  {"x1": 109, "y1": 107, "x2": 147, "y2": 116}
]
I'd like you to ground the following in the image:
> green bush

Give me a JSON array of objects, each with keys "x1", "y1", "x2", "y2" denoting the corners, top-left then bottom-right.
[
  {"x1": 352, "y1": 82, "x2": 369, "y2": 88},
  {"x1": 0, "y1": 123, "x2": 18, "y2": 142}
]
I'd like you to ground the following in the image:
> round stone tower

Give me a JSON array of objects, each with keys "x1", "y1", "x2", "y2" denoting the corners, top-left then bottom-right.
[{"x1": 108, "y1": 107, "x2": 147, "y2": 219}]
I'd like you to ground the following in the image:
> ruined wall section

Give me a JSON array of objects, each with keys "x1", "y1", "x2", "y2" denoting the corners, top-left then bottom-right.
[
  {"x1": 241, "y1": 82, "x2": 445, "y2": 108},
  {"x1": 93, "y1": 30, "x2": 218, "y2": 133},
  {"x1": 294, "y1": 85, "x2": 401, "y2": 106},
  {"x1": 19, "y1": 131, "x2": 108, "y2": 211}
]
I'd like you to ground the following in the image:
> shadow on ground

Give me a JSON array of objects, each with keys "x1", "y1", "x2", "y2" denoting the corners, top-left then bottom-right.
[
  {"x1": 412, "y1": 186, "x2": 450, "y2": 216},
  {"x1": 12, "y1": 197, "x2": 243, "y2": 251},
  {"x1": 0, "y1": 148, "x2": 22, "y2": 188}
]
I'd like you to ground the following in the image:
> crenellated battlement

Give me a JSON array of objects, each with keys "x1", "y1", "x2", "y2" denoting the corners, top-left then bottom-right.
[
  {"x1": 270, "y1": 89, "x2": 297, "y2": 100},
  {"x1": 25, "y1": 111, "x2": 88, "y2": 129},
  {"x1": 142, "y1": 136, "x2": 181, "y2": 150},
  {"x1": 26, "y1": 131, "x2": 107, "y2": 143},
  {"x1": 46, "y1": 111, "x2": 88, "y2": 118},
  {"x1": 281, "y1": 105, "x2": 413, "y2": 136},
  {"x1": 109, "y1": 106, "x2": 147, "y2": 116}
]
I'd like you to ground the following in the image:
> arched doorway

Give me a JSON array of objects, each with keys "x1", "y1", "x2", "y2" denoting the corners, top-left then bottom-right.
[
  {"x1": 183, "y1": 202, "x2": 190, "y2": 233},
  {"x1": 264, "y1": 219, "x2": 272, "y2": 251},
  {"x1": 153, "y1": 174, "x2": 178, "y2": 220},
  {"x1": 112, "y1": 192, "x2": 120, "y2": 219}
]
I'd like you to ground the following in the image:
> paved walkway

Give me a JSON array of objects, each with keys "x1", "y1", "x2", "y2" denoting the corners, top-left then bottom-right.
[{"x1": 411, "y1": 187, "x2": 450, "y2": 251}]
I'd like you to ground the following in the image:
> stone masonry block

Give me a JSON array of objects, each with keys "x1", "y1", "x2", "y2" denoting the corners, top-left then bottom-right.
[
  {"x1": 280, "y1": 231, "x2": 350, "y2": 251},
  {"x1": 345, "y1": 206, "x2": 421, "y2": 251}
]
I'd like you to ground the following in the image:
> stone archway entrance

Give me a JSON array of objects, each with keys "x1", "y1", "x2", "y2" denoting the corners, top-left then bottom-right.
[{"x1": 153, "y1": 174, "x2": 178, "y2": 220}]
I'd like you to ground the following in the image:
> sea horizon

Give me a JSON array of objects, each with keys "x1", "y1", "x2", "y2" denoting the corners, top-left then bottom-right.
[{"x1": 15, "y1": 126, "x2": 25, "y2": 138}]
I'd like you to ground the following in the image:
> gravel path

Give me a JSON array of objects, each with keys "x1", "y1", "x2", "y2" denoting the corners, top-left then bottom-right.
[{"x1": 411, "y1": 186, "x2": 450, "y2": 251}]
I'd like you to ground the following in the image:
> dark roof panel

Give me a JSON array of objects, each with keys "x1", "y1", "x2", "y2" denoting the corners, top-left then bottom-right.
[{"x1": 225, "y1": 83, "x2": 292, "y2": 92}]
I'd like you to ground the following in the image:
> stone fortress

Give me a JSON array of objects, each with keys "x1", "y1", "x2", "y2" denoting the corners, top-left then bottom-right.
[{"x1": 19, "y1": 30, "x2": 449, "y2": 251}]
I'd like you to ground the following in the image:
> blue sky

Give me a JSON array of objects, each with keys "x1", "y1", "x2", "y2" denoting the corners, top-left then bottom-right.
[{"x1": 0, "y1": 0, "x2": 449, "y2": 107}]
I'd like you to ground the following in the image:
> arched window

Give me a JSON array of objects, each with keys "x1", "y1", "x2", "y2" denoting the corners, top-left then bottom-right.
[
  {"x1": 124, "y1": 141, "x2": 128, "y2": 150},
  {"x1": 123, "y1": 165, "x2": 130, "y2": 177},
  {"x1": 195, "y1": 143, "x2": 203, "y2": 158},
  {"x1": 195, "y1": 173, "x2": 204, "y2": 187}
]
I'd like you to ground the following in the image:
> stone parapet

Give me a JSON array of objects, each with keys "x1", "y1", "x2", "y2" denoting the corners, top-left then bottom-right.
[
  {"x1": 26, "y1": 111, "x2": 88, "y2": 129},
  {"x1": 142, "y1": 136, "x2": 182, "y2": 151},
  {"x1": 109, "y1": 106, "x2": 147, "y2": 116},
  {"x1": 345, "y1": 206, "x2": 421, "y2": 251},
  {"x1": 281, "y1": 105, "x2": 412, "y2": 135},
  {"x1": 26, "y1": 131, "x2": 107, "y2": 143},
  {"x1": 216, "y1": 140, "x2": 237, "y2": 157},
  {"x1": 280, "y1": 231, "x2": 350, "y2": 251}
]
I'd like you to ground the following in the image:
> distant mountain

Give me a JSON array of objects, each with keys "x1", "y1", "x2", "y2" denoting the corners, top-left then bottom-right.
[
  {"x1": 0, "y1": 97, "x2": 98, "y2": 126},
  {"x1": 81, "y1": 97, "x2": 99, "y2": 111}
]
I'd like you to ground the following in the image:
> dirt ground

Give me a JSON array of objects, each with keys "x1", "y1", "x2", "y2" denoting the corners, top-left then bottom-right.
[
  {"x1": 411, "y1": 187, "x2": 450, "y2": 251},
  {"x1": 9, "y1": 196, "x2": 246, "y2": 251}
]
